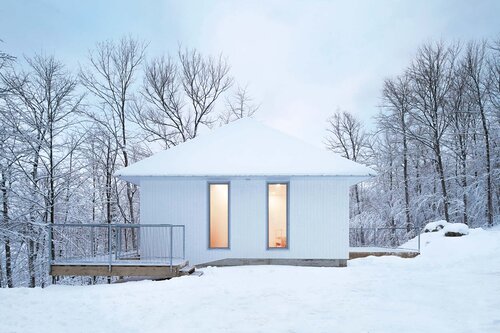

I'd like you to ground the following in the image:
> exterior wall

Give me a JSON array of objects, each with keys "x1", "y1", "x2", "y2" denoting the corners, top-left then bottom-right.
[{"x1": 140, "y1": 176, "x2": 351, "y2": 265}]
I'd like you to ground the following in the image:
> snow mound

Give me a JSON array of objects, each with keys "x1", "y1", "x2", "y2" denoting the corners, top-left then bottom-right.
[
  {"x1": 423, "y1": 220, "x2": 448, "y2": 233},
  {"x1": 442, "y1": 223, "x2": 469, "y2": 237},
  {"x1": 401, "y1": 224, "x2": 473, "y2": 250},
  {"x1": 422, "y1": 220, "x2": 470, "y2": 236}
]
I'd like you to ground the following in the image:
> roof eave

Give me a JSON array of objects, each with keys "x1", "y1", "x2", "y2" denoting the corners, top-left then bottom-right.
[{"x1": 116, "y1": 173, "x2": 376, "y2": 185}]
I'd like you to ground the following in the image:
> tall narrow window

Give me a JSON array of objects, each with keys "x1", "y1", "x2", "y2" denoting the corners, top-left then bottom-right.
[
  {"x1": 268, "y1": 183, "x2": 288, "y2": 248},
  {"x1": 209, "y1": 183, "x2": 229, "y2": 248}
]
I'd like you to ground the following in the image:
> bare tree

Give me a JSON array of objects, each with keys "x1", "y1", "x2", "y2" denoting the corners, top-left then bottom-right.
[
  {"x1": 379, "y1": 74, "x2": 413, "y2": 231},
  {"x1": 81, "y1": 125, "x2": 118, "y2": 225},
  {"x1": 326, "y1": 110, "x2": 369, "y2": 215},
  {"x1": 462, "y1": 41, "x2": 494, "y2": 226},
  {"x1": 488, "y1": 37, "x2": 500, "y2": 124},
  {"x1": 0, "y1": 41, "x2": 15, "y2": 74},
  {"x1": 326, "y1": 110, "x2": 368, "y2": 161},
  {"x1": 0, "y1": 43, "x2": 15, "y2": 287},
  {"x1": 488, "y1": 38, "x2": 500, "y2": 219},
  {"x1": 406, "y1": 41, "x2": 458, "y2": 222},
  {"x1": 219, "y1": 84, "x2": 259, "y2": 124},
  {"x1": 0, "y1": 110, "x2": 15, "y2": 288},
  {"x1": 179, "y1": 48, "x2": 233, "y2": 138},
  {"x1": 369, "y1": 131, "x2": 398, "y2": 236},
  {"x1": 132, "y1": 55, "x2": 187, "y2": 148},
  {"x1": 133, "y1": 48, "x2": 233, "y2": 147},
  {"x1": 447, "y1": 57, "x2": 474, "y2": 225},
  {"x1": 1, "y1": 54, "x2": 82, "y2": 287},
  {"x1": 80, "y1": 36, "x2": 147, "y2": 225}
]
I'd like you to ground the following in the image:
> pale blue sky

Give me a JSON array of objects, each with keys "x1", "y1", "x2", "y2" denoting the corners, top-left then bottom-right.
[{"x1": 1, "y1": 0, "x2": 499, "y2": 145}]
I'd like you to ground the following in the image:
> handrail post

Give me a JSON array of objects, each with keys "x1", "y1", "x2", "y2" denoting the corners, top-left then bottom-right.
[
  {"x1": 169, "y1": 226, "x2": 173, "y2": 272},
  {"x1": 137, "y1": 225, "x2": 141, "y2": 258},
  {"x1": 47, "y1": 224, "x2": 53, "y2": 283},
  {"x1": 115, "y1": 225, "x2": 120, "y2": 260},
  {"x1": 47, "y1": 224, "x2": 53, "y2": 282},
  {"x1": 182, "y1": 225, "x2": 185, "y2": 260},
  {"x1": 108, "y1": 224, "x2": 112, "y2": 272},
  {"x1": 90, "y1": 226, "x2": 95, "y2": 257},
  {"x1": 48, "y1": 224, "x2": 53, "y2": 263},
  {"x1": 417, "y1": 227, "x2": 421, "y2": 253}
]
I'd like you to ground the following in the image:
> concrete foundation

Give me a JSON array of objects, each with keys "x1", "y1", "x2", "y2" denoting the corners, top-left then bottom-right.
[{"x1": 197, "y1": 258, "x2": 348, "y2": 268}]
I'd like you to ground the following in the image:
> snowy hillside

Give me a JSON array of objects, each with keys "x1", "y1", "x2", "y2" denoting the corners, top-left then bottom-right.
[{"x1": 1, "y1": 227, "x2": 499, "y2": 333}]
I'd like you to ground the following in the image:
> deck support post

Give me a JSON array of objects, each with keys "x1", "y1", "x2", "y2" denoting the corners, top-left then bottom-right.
[
  {"x1": 90, "y1": 226, "x2": 94, "y2": 257},
  {"x1": 169, "y1": 226, "x2": 173, "y2": 272},
  {"x1": 116, "y1": 226, "x2": 121, "y2": 260},
  {"x1": 418, "y1": 229, "x2": 421, "y2": 253},
  {"x1": 47, "y1": 225, "x2": 53, "y2": 277},
  {"x1": 108, "y1": 224, "x2": 112, "y2": 272},
  {"x1": 182, "y1": 226, "x2": 185, "y2": 260}
]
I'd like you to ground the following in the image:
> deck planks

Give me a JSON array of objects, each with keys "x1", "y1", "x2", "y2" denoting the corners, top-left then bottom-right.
[{"x1": 50, "y1": 260, "x2": 188, "y2": 277}]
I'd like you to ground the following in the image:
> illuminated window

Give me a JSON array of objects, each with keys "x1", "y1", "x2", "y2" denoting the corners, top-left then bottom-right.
[
  {"x1": 209, "y1": 183, "x2": 229, "y2": 248},
  {"x1": 268, "y1": 183, "x2": 288, "y2": 248}
]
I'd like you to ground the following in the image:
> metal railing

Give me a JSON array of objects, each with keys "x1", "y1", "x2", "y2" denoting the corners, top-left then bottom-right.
[
  {"x1": 48, "y1": 224, "x2": 185, "y2": 270},
  {"x1": 349, "y1": 226, "x2": 421, "y2": 252}
]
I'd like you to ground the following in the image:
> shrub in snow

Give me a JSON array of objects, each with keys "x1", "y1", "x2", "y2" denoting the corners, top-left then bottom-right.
[
  {"x1": 442, "y1": 223, "x2": 469, "y2": 237},
  {"x1": 423, "y1": 220, "x2": 448, "y2": 233}
]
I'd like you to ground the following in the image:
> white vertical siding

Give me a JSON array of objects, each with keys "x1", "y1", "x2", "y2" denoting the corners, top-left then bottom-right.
[
  {"x1": 140, "y1": 176, "x2": 352, "y2": 265},
  {"x1": 290, "y1": 178, "x2": 350, "y2": 259}
]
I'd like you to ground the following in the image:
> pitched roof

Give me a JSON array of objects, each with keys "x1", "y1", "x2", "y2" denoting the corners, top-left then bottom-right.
[{"x1": 116, "y1": 118, "x2": 375, "y2": 183}]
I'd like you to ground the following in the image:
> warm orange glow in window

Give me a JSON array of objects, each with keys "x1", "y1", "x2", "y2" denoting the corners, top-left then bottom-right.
[
  {"x1": 209, "y1": 184, "x2": 229, "y2": 248},
  {"x1": 268, "y1": 184, "x2": 287, "y2": 248}
]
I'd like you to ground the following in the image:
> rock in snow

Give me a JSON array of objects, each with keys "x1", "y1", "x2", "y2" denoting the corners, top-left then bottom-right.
[
  {"x1": 443, "y1": 223, "x2": 469, "y2": 237},
  {"x1": 423, "y1": 220, "x2": 449, "y2": 233},
  {"x1": 423, "y1": 220, "x2": 469, "y2": 237}
]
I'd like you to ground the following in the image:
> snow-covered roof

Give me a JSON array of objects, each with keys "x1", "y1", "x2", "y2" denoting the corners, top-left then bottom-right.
[{"x1": 116, "y1": 118, "x2": 375, "y2": 183}]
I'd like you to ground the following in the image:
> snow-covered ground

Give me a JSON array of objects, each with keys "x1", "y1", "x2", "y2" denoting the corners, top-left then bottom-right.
[{"x1": 1, "y1": 227, "x2": 499, "y2": 333}]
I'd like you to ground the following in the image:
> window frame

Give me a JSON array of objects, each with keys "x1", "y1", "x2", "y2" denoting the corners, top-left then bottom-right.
[
  {"x1": 266, "y1": 182, "x2": 290, "y2": 250},
  {"x1": 207, "y1": 182, "x2": 231, "y2": 249}
]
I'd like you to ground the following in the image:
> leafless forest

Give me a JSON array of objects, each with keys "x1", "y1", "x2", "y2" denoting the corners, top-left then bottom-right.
[
  {"x1": 1, "y1": 37, "x2": 499, "y2": 287},
  {"x1": 327, "y1": 40, "x2": 499, "y2": 240}
]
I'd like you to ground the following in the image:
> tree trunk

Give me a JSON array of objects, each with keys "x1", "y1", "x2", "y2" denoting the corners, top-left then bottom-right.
[
  {"x1": 28, "y1": 149, "x2": 41, "y2": 288},
  {"x1": 478, "y1": 104, "x2": 493, "y2": 226},
  {"x1": 434, "y1": 142, "x2": 450, "y2": 222},
  {"x1": 27, "y1": 226, "x2": 36, "y2": 288},
  {"x1": 49, "y1": 117, "x2": 56, "y2": 285},
  {"x1": 353, "y1": 185, "x2": 361, "y2": 216},
  {"x1": 1, "y1": 172, "x2": 13, "y2": 287},
  {"x1": 401, "y1": 113, "x2": 411, "y2": 231},
  {"x1": 461, "y1": 154, "x2": 468, "y2": 225},
  {"x1": 388, "y1": 156, "x2": 396, "y2": 247}
]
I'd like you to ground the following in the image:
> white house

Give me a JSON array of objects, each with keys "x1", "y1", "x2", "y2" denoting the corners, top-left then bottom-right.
[{"x1": 116, "y1": 118, "x2": 374, "y2": 267}]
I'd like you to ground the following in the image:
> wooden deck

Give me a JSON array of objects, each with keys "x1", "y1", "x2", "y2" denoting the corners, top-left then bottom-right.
[{"x1": 50, "y1": 259, "x2": 197, "y2": 278}]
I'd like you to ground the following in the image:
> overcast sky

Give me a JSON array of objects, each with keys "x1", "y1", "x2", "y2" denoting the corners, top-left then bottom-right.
[{"x1": 1, "y1": 0, "x2": 499, "y2": 145}]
